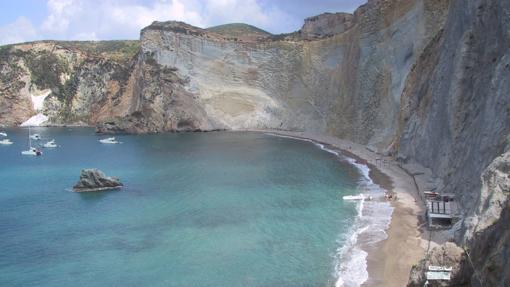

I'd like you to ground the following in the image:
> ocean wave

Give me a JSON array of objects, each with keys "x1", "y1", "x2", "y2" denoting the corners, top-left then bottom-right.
[
  {"x1": 264, "y1": 132, "x2": 393, "y2": 287},
  {"x1": 334, "y1": 158, "x2": 393, "y2": 287}
]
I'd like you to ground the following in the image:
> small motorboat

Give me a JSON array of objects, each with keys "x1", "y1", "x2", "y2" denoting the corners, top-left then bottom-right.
[
  {"x1": 43, "y1": 139, "x2": 58, "y2": 148},
  {"x1": 99, "y1": 137, "x2": 119, "y2": 144},
  {"x1": 0, "y1": 139, "x2": 13, "y2": 145},
  {"x1": 343, "y1": 194, "x2": 372, "y2": 201},
  {"x1": 30, "y1": 133, "x2": 41, "y2": 140},
  {"x1": 0, "y1": 132, "x2": 7, "y2": 137},
  {"x1": 21, "y1": 147, "x2": 43, "y2": 156}
]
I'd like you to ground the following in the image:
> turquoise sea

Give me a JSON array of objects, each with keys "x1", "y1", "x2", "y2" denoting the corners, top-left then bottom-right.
[{"x1": 0, "y1": 128, "x2": 387, "y2": 287}]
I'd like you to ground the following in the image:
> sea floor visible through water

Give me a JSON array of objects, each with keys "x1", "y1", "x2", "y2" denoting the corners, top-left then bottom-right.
[{"x1": 0, "y1": 128, "x2": 391, "y2": 287}]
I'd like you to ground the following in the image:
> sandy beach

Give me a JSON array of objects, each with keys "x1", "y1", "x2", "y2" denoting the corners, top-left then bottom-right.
[{"x1": 256, "y1": 130, "x2": 430, "y2": 287}]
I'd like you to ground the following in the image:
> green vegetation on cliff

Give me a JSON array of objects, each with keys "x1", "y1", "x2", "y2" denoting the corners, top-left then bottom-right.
[
  {"x1": 55, "y1": 40, "x2": 140, "y2": 63},
  {"x1": 206, "y1": 23, "x2": 271, "y2": 38},
  {"x1": 24, "y1": 51, "x2": 69, "y2": 97}
]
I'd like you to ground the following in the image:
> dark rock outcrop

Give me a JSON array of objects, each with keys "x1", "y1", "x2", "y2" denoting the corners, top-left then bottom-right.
[
  {"x1": 454, "y1": 151, "x2": 510, "y2": 286},
  {"x1": 407, "y1": 242, "x2": 465, "y2": 287},
  {"x1": 73, "y1": 168, "x2": 123, "y2": 192}
]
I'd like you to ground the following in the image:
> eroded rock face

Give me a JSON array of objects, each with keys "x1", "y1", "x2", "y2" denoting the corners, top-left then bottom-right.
[
  {"x1": 0, "y1": 41, "x2": 139, "y2": 127},
  {"x1": 453, "y1": 151, "x2": 510, "y2": 286},
  {"x1": 407, "y1": 242, "x2": 465, "y2": 287},
  {"x1": 0, "y1": 1, "x2": 450, "y2": 143},
  {"x1": 395, "y1": 0, "x2": 510, "y2": 221},
  {"x1": 139, "y1": 0, "x2": 449, "y2": 146},
  {"x1": 393, "y1": 1, "x2": 510, "y2": 284},
  {"x1": 95, "y1": 51, "x2": 215, "y2": 133},
  {"x1": 73, "y1": 168, "x2": 123, "y2": 192},
  {"x1": 300, "y1": 13, "x2": 354, "y2": 40}
]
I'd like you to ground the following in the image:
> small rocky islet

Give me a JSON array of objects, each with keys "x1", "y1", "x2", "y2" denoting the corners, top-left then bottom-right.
[{"x1": 73, "y1": 169, "x2": 123, "y2": 192}]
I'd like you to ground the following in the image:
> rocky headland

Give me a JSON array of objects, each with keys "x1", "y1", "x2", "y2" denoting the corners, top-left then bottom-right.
[{"x1": 1, "y1": 0, "x2": 509, "y2": 285}]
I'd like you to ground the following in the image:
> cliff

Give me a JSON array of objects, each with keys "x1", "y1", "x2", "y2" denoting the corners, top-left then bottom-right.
[
  {"x1": 0, "y1": 0, "x2": 449, "y2": 144},
  {"x1": 0, "y1": 40, "x2": 139, "y2": 126},
  {"x1": 137, "y1": 0, "x2": 448, "y2": 147},
  {"x1": 398, "y1": 0, "x2": 510, "y2": 284}
]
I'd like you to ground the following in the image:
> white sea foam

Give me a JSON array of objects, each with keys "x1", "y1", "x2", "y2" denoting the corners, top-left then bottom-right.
[
  {"x1": 265, "y1": 132, "x2": 393, "y2": 287},
  {"x1": 334, "y1": 156, "x2": 393, "y2": 287}
]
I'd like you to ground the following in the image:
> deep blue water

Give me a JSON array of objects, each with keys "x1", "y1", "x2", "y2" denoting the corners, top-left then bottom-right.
[{"x1": 0, "y1": 128, "x2": 363, "y2": 287}]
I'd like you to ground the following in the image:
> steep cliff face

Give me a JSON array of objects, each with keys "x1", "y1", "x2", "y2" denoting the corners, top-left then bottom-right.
[
  {"x1": 454, "y1": 151, "x2": 510, "y2": 286},
  {"x1": 139, "y1": 0, "x2": 449, "y2": 147},
  {"x1": 396, "y1": 0, "x2": 510, "y2": 214},
  {"x1": 0, "y1": 41, "x2": 139, "y2": 126},
  {"x1": 96, "y1": 52, "x2": 214, "y2": 133},
  {"x1": 300, "y1": 12, "x2": 354, "y2": 40},
  {"x1": 0, "y1": 0, "x2": 449, "y2": 141},
  {"x1": 395, "y1": 0, "x2": 510, "y2": 285}
]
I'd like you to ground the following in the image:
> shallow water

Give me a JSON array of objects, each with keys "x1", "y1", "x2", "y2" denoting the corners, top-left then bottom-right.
[{"x1": 0, "y1": 128, "x2": 378, "y2": 287}]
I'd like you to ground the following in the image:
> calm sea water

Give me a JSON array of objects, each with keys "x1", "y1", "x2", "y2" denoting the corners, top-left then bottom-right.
[{"x1": 0, "y1": 128, "x2": 369, "y2": 287}]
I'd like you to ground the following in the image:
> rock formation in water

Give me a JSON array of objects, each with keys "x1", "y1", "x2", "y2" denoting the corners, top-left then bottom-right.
[
  {"x1": 0, "y1": 0, "x2": 509, "y2": 284},
  {"x1": 73, "y1": 169, "x2": 123, "y2": 192}
]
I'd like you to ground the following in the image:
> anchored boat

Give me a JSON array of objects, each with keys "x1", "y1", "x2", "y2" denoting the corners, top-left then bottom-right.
[
  {"x1": 43, "y1": 139, "x2": 58, "y2": 148},
  {"x1": 21, "y1": 127, "x2": 42, "y2": 156},
  {"x1": 30, "y1": 133, "x2": 41, "y2": 140},
  {"x1": 0, "y1": 139, "x2": 13, "y2": 145},
  {"x1": 99, "y1": 137, "x2": 119, "y2": 144},
  {"x1": 342, "y1": 194, "x2": 372, "y2": 201}
]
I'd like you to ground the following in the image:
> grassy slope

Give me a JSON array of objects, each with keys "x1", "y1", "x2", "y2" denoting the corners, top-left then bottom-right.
[{"x1": 206, "y1": 23, "x2": 272, "y2": 38}]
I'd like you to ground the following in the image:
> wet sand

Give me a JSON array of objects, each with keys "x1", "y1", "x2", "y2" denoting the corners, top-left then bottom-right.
[{"x1": 254, "y1": 130, "x2": 429, "y2": 287}]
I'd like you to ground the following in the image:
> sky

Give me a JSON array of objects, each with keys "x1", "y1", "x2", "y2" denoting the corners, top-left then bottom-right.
[{"x1": 0, "y1": 0, "x2": 367, "y2": 45}]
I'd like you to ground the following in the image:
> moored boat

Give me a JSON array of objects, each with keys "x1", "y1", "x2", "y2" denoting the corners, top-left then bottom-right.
[
  {"x1": 21, "y1": 147, "x2": 43, "y2": 156},
  {"x1": 21, "y1": 127, "x2": 43, "y2": 156},
  {"x1": 43, "y1": 139, "x2": 58, "y2": 148},
  {"x1": 30, "y1": 133, "x2": 41, "y2": 140},
  {"x1": 99, "y1": 137, "x2": 119, "y2": 144},
  {"x1": 0, "y1": 139, "x2": 13, "y2": 145}
]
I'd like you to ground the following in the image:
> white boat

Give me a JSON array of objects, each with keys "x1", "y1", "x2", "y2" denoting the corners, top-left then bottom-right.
[
  {"x1": 0, "y1": 139, "x2": 13, "y2": 145},
  {"x1": 43, "y1": 139, "x2": 58, "y2": 148},
  {"x1": 0, "y1": 132, "x2": 7, "y2": 137},
  {"x1": 30, "y1": 133, "x2": 41, "y2": 140},
  {"x1": 21, "y1": 147, "x2": 43, "y2": 156},
  {"x1": 21, "y1": 127, "x2": 42, "y2": 156},
  {"x1": 99, "y1": 137, "x2": 119, "y2": 144},
  {"x1": 343, "y1": 194, "x2": 372, "y2": 201}
]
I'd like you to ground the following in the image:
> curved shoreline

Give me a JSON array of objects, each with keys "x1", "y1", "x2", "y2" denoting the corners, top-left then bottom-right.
[{"x1": 253, "y1": 130, "x2": 429, "y2": 287}]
